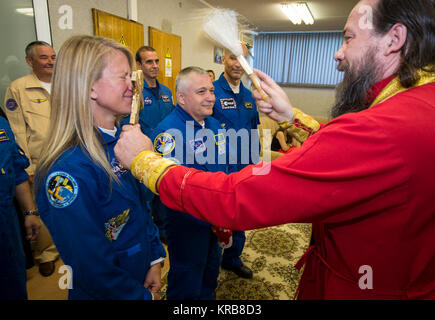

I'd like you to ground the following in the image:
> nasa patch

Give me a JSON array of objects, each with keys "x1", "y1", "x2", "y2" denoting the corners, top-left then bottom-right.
[
  {"x1": 220, "y1": 98, "x2": 237, "y2": 110},
  {"x1": 111, "y1": 158, "x2": 127, "y2": 178},
  {"x1": 154, "y1": 132, "x2": 175, "y2": 155},
  {"x1": 144, "y1": 97, "x2": 153, "y2": 105},
  {"x1": 5, "y1": 99, "x2": 18, "y2": 111},
  {"x1": 189, "y1": 138, "x2": 206, "y2": 154},
  {"x1": 46, "y1": 171, "x2": 79, "y2": 208}
]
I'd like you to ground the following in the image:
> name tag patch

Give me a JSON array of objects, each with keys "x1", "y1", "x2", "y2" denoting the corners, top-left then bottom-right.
[
  {"x1": 31, "y1": 99, "x2": 47, "y2": 103},
  {"x1": 220, "y1": 98, "x2": 237, "y2": 110}
]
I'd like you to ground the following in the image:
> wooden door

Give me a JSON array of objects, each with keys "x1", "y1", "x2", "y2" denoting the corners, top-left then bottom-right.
[
  {"x1": 149, "y1": 27, "x2": 181, "y2": 102},
  {"x1": 92, "y1": 9, "x2": 144, "y2": 60}
]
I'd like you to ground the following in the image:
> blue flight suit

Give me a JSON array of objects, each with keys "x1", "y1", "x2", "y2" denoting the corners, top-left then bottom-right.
[
  {"x1": 212, "y1": 73, "x2": 260, "y2": 270},
  {"x1": 0, "y1": 116, "x2": 29, "y2": 300},
  {"x1": 121, "y1": 79, "x2": 174, "y2": 137},
  {"x1": 121, "y1": 79, "x2": 174, "y2": 240},
  {"x1": 150, "y1": 105, "x2": 228, "y2": 300},
  {"x1": 36, "y1": 128, "x2": 166, "y2": 300}
]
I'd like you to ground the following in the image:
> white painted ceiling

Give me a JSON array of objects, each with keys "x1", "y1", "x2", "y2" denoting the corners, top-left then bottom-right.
[{"x1": 201, "y1": 0, "x2": 359, "y2": 32}]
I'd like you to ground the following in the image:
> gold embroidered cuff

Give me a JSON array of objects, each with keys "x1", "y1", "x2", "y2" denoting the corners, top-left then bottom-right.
[
  {"x1": 131, "y1": 150, "x2": 178, "y2": 195},
  {"x1": 279, "y1": 108, "x2": 320, "y2": 143},
  {"x1": 278, "y1": 119, "x2": 292, "y2": 131}
]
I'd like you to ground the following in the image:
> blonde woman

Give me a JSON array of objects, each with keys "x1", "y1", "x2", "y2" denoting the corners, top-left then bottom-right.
[{"x1": 35, "y1": 35, "x2": 165, "y2": 300}]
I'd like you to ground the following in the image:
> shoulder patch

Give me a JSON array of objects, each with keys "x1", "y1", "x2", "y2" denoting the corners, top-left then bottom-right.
[
  {"x1": 105, "y1": 209, "x2": 130, "y2": 242},
  {"x1": 154, "y1": 132, "x2": 175, "y2": 155},
  {"x1": 0, "y1": 129, "x2": 9, "y2": 142},
  {"x1": 189, "y1": 138, "x2": 207, "y2": 154},
  {"x1": 214, "y1": 133, "x2": 225, "y2": 145},
  {"x1": 6, "y1": 99, "x2": 18, "y2": 111},
  {"x1": 220, "y1": 98, "x2": 237, "y2": 110},
  {"x1": 46, "y1": 171, "x2": 79, "y2": 208},
  {"x1": 160, "y1": 95, "x2": 171, "y2": 103},
  {"x1": 244, "y1": 102, "x2": 253, "y2": 109}
]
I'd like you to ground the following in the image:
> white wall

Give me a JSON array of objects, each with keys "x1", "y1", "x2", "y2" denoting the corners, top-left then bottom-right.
[
  {"x1": 47, "y1": 0, "x2": 333, "y2": 117},
  {"x1": 48, "y1": 0, "x2": 224, "y2": 76},
  {"x1": 48, "y1": 0, "x2": 128, "y2": 51},
  {"x1": 283, "y1": 86, "x2": 335, "y2": 121},
  {"x1": 137, "y1": 0, "x2": 224, "y2": 75}
]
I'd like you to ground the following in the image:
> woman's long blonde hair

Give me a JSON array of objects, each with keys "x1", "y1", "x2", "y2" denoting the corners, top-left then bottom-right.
[{"x1": 36, "y1": 35, "x2": 134, "y2": 189}]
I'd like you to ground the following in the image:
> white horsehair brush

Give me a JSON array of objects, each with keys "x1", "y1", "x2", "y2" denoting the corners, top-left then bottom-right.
[{"x1": 203, "y1": 8, "x2": 270, "y2": 102}]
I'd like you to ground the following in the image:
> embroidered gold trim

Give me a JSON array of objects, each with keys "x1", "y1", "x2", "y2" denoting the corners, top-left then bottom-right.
[
  {"x1": 370, "y1": 67, "x2": 435, "y2": 108},
  {"x1": 278, "y1": 108, "x2": 320, "y2": 143},
  {"x1": 131, "y1": 151, "x2": 177, "y2": 195}
]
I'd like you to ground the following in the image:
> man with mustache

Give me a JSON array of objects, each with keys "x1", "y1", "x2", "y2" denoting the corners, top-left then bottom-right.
[
  {"x1": 115, "y1": 0, "x2": 435, "y2": 299},
  {"x1": 3, "y1": 41, "x2": 59, "y2": 277},
  {"x1": 148, "y1": 67, "x2": 230, "y2": 299}
]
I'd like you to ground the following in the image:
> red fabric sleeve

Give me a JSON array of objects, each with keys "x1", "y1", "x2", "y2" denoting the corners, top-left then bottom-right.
[{"x1": 159, "y1": 111, "x2": 410, "y2": 231}]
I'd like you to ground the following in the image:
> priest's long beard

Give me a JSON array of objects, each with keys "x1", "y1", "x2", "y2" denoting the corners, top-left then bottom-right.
[{"x1": 331, "y1": 51, "x2": 380, "y2": 119}]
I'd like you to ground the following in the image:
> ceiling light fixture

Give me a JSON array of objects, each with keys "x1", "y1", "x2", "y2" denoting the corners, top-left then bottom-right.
[
  {"x1": 281, "y1": 2, "x2": 314, "y2": 25},
  {"x1": 16, "y1": 8, "x2": 34, "y2": 16}
]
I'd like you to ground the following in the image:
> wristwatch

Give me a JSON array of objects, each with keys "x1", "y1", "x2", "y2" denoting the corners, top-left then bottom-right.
[{"x1": 23, "y1": 209, "x2": 39, "y2": 216}]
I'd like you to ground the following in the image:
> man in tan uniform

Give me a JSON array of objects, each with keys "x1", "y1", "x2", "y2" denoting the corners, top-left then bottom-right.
[{"x1": 3, "y1": 41, "x2": 59, "y2": 277}]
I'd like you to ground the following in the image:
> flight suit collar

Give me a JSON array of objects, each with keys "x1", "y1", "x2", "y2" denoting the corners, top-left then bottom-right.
[
  {"x1": 143, "y1": 78, "x2": 161, "y2": 91},
  {"x1": 174, "y1": 104, "x2": 211, "y2": 129},
  {"x1": 99, "y1": 126, "x2": 121, "y2": 145},
  {"x1": 97, "y1": 126, "x2": 139, "y2": 203},
  {"x1": 24, "y1": 73, "x2": 47, "y2": 90},
  {"x1": 216, "y1": 72, "x2": 247, "y2": 94}
]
